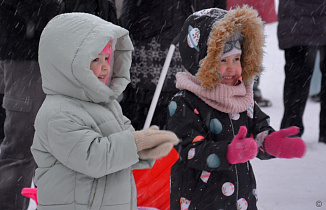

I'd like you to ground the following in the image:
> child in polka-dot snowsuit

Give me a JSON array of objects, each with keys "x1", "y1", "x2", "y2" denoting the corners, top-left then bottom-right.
[{"x1": 167, "y1": 6, "x2": 306, "y2": 210}]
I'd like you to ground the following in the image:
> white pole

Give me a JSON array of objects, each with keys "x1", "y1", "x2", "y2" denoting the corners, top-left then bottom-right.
[{"x1": 143, "y1": 44, "x2": 176, "y2": 129}]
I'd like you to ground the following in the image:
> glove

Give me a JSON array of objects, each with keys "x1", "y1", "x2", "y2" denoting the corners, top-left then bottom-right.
[
  {"x1": 138, "y1": 142, "x2": 173, "y2": 159},
  {"x1": 226, "y1": 126, "x2": 258, "y2": 164},
  {"x1": 264, "y1": 126, "x2": 306, "y2": 158},
  {"x1": 132, "y1": 125, "x2": 179, "y2": 151}
]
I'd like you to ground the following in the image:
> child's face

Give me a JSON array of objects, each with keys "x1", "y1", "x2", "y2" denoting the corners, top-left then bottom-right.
[
  {"x1": 219, "y1": 53, "x2": 242, "y2": 86},
  {"x1": 90, "y1": 53, "x2": 111, "y2": 84}
]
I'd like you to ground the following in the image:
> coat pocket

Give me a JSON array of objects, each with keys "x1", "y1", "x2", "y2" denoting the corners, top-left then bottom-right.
[{"x1": 102, "y1": 168, "x2": 132, "y2": 206}]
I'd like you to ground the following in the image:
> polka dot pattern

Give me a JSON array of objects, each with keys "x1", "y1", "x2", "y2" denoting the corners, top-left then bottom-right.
[
  {"x1": 253, "y1": 189, "x2": 258, "y2": 201},
  {"x1": 247, "y1": 102, "x2": 254, "y2": 118},
  {"x1": 180, "y1": 197, "x2": 191, "y2": 209},
  {"x1": 192, "y1": 135, "x2": 205, "y2": 143},
  {"x1": 210, "y1": 118, "x2": 223, "y2": 134},
  {"x1": 266, "y1": 118, "x2": 270, "y2": 125},
  {"x1": 229, "y1": 113, "x2": 240, "y2": 120},
  {"x1": 168, "y1": 101, "x2": 177, "y2": 116},
  {"x1": 168, "y1": 90, "x2": 268, "y2": 209},
  {"x1": 222, "y1": 182, "x2": 235, "y2": 196},
  {"x1": 200, "y1": 171, "x2": 211, "y2": 183},
  {"x1": 206, "y1": 154, "x2": 221, "y2": 168},
  {"x1": 237, "y1": 198, "x2": 248, "y2": 210},
  {"x1": 188, "y1": 148, "x2": 195, "y2": 159},
  {"x1": 255, "y1": 131, "x2": 269, "y2": 148}
]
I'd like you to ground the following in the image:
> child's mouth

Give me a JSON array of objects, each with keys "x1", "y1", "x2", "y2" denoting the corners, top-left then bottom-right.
[{"x1": 223, "y1": 76, "x2": 233, "y2": 80}]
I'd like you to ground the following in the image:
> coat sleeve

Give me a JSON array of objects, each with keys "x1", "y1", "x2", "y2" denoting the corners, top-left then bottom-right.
[
  {"x1": 47, "y1": 111, "x2": 139, "y2": 178},
  {"x1": 167, "y1": 93, "x2": 232, "y2": 171},
  {"x1": 250, "y1": 102, "x2": 275, "y2": 160},
  {"x1": 123, "y1": 114, "x2": 135, "y2": 132}
]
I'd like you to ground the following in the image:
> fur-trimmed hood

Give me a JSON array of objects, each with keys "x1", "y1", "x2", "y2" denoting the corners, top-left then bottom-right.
[{"x1": 179, "y1": 6, "x2": 265, "y2": 89}]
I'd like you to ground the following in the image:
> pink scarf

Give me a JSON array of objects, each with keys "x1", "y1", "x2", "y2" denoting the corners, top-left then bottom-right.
[{"x1": 176, "y1": 71, "x2": 253, "y2": 113}]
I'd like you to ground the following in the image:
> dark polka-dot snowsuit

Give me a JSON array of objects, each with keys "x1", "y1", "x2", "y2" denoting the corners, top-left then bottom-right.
[{"x1": 167, "y1": 90, "x2": 274, "y2": 210}]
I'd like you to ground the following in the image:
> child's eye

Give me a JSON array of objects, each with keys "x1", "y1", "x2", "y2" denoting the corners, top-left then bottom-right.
[
  {"x1": 92, "y1": 58, "x2": 99, "y2": 62},
  {"x1": 234, "y1": 57, "x2": 240, "y2": 61},
  {"x1": 221, "y1": 59, "x2": 226, "y2": 63}
]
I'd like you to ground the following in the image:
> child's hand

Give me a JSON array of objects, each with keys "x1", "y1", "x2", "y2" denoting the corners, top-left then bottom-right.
[
  {"x1": 132, "y1": 126, "x2": 179, "y2": 160},
  {"x1": 226, "y1": 126, "x2": 258, "y2": 164},
  {"x1": 138, "y1": 142, "x2": 173, "y2": 160},
  {"x1": 132, "y1": 125, "x2": 179, "y2": 151},
  {"x1": 264, "y1": 126, "x2": 306, "y2": 158}
]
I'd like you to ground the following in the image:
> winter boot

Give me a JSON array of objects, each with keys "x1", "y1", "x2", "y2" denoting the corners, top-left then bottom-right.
[{"x1": 253, "y1": 88, "x2": 272, "y2": 107}]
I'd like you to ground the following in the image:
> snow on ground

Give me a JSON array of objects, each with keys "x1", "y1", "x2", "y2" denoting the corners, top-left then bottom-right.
[
  {"x1": 253, "y1": 22, "x2": 326, "y2": 210},
  {"x1": 28, "y1": 5, "x2": 326, "y2": 210}
]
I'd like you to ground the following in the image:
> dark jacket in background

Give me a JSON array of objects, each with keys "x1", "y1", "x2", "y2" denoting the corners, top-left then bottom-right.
[
  {"x1": 120, "y1": 0, "x2": 192, "y2": 43},
  {"x1": 277, "y1": 0, "x2": 326, "y2": 49},
  {"x1": 0, "y1": 0, "x2": 64, "y2": 60},
  {"x1": 0, "y1": 0, "x2": 117, "y2": 60}
]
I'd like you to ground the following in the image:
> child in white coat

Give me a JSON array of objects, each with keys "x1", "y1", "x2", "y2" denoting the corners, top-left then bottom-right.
[{"x1": 31, "y1": 13, "x2": 178, "y2": 210}]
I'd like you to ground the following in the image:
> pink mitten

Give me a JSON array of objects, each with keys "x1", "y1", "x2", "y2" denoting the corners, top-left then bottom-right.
[
  {"x1": 264, "y1": 126, "x2": 306, "y2": 158},
  {"x1": 226, "y1": 126, "x2": 258, "y2": 164}
]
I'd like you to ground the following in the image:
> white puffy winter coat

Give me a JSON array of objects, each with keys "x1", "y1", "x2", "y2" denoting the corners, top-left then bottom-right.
[{"x1": 31, "y1": 13, "x2": 154, "y2": 210}]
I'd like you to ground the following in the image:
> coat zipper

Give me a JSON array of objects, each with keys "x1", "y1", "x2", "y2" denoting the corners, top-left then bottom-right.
[
  {"x1": 88, "y1": 179, "x2": 98, "y2": 209},
  {"x1": 228, "y1": 115, "x2": 239, "y2": 202}
]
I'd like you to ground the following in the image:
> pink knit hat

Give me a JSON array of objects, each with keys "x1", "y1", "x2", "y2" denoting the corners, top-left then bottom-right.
[
  {"x1": 101, "y1": 40, "x2": 113, "y2": 85},
  {"x1": 101, "y1": 40, "x2": 113, "y2": 65}
]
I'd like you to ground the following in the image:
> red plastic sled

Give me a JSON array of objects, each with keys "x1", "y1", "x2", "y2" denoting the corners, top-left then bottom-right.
[{"x1": 133, "y1": 148, "x2": 179, "y2": 210}]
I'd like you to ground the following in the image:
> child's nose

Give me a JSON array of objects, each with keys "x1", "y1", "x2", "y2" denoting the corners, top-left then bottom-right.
[
  {"x1": 101, "y1": 62, "x2": 109, "y2": 70},
  {"x1": 226, "y1": 65, "x2": 235, "y2": 71}
]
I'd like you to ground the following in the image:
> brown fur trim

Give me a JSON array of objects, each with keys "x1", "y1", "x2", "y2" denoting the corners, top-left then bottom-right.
[{"x1": 197, "y1": 5, "x2": 265, "y2": 89}]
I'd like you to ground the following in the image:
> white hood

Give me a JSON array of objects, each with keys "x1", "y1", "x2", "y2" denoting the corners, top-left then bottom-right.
[{"x1": 38, "y1": 12, "x2": 133, "y2": 103}]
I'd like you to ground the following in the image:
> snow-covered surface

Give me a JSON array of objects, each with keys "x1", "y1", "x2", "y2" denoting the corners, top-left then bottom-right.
[
  {"x1": 27, "y1": 3, "x2": 326, "y2": 210},
  {"x1": 252, "y1": 21, "x2": 326, "y2": 210}
]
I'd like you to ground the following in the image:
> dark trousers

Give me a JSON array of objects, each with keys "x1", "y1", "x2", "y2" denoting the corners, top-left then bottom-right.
[
  {"x1": 0, "y1": 60, "x2": 45, "y2": 210},
  {"x1": 281, "y1": 46, "x2": 326, "y2": 140}
]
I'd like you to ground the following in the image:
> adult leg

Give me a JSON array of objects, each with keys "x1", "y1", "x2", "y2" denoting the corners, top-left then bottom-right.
[
  {"x1": 281, "y1": 46, "x2": 316, "y2": 136},
  {"x1": 319, "y1": 46, "x2": 326, "y2": 143},
  {"x1": 0, "y1": 60, "x2": 45, "y2": 210}
]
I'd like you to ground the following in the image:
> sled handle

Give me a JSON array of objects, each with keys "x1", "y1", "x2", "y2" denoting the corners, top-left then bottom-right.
[{"x1": 143, "y1": 35, "x2": 179, "y2": 129}]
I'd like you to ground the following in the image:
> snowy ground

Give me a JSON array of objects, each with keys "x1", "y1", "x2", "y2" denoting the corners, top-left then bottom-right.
[
  {"x1": 252, "y1": 22, "x2": 326, "y2": 210},
  {"x1": 27, "y1": 6, "x2": 326, "y2": 210}
]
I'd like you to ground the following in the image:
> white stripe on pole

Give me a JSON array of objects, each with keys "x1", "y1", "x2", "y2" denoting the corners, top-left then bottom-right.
[{"x1": 143, "y1": 44, "x2": 176, "y2": 129}]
